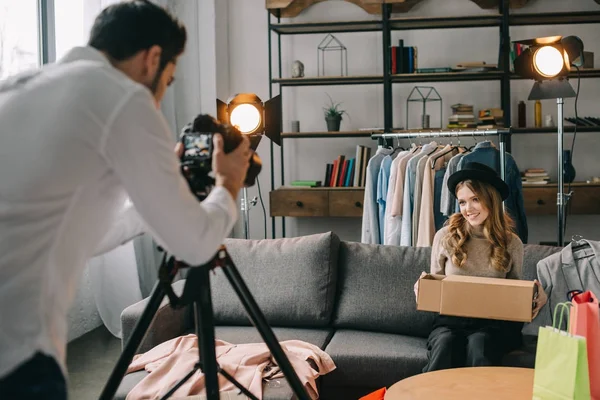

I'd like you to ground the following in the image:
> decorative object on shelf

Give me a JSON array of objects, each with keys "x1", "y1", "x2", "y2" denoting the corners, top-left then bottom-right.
[
  {"x1": 318, "y1": 34, "x2": 348, "y2": 77},
  {"x1": 469, "y1": 0, "x2": 529, "y2": 8},
  {"x1": 564, "y1": 116, "x2": 600, "y2": 127},
  {"x1": 265, "y1": 0, "x2": 423, "y2": 17},
  {"x1": 291, "y1": 60, "x2": 304, "y2": 78},
  {"x1": 544, "y1": 114, "x2": 555, "y2": 127},
  {"x1": 563, "y1": 150, "x2": 576, "y2": 184},
  {"x1": 406, "y1": 86, "x2": 442, "y2": 129},
  {"x1": 291, "y1": 120, "x2": 300, "y2": 132},
  {"x1": 517, "y1": 101, "x2": 526, "y2": 128},
  {"x1": 534, "y1": 100, "x2": 542, "y2": 127},
  {"x1": 323, "y1": 94, "x2": 347, "y2": 132}
]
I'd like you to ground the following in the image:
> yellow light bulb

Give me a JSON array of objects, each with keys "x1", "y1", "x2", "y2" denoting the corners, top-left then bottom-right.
[
  {"x1": 230, "y1": 104, "x2": 261, "y2": 134},
  {"x1": 534, "y1": 46, "x2": 564, "y2": 78}
]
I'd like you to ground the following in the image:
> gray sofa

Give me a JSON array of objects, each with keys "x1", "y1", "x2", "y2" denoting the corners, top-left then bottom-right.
[{"x1": 115, "y1": 232, "x2": 560, "y2": 399}]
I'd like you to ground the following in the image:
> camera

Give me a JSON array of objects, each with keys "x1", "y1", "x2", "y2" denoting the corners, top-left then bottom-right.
[{"x1": 180, "y1": 114, "x2": 262, "y2": 201}]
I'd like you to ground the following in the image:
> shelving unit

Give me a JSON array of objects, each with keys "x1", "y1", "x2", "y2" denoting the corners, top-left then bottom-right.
[{"x1": 267, "y1": 1, "x2": 600, "y2": 238}]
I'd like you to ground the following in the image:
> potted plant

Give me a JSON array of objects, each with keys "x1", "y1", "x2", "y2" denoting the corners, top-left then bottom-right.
[{"x1": 323, "y1": 94, "x2": 346, "y2": 132}]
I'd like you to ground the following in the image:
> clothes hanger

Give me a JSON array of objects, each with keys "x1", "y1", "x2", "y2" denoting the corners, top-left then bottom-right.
[{"x1": 571, "y1": 234, "x2": 590, "y2": 251}]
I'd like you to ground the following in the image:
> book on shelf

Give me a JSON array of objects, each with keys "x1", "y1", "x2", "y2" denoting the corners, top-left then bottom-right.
[
  {"x1": 354, "y1": 145, "x2": 364, "y2": 187},
  {"x1": 416, "y1": 67, "x2": 452, "y2": 74},
  {"x1": 324, "y1": 163, "x2": 333, "y2": 187},
  {"x1": 338, "y1": 158, "x2": 348, "y2": 187},
  {"x1": 291, "y1": 180, "x2": 322, "y2": 187},
  {"x1": 391, "y1": 40, "x2": 417, "y2": 74}
]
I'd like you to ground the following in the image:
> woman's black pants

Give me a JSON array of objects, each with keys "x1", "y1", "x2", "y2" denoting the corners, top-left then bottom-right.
[{"x1": 423, "y1": 315, "x2": 523, "y2": 372}]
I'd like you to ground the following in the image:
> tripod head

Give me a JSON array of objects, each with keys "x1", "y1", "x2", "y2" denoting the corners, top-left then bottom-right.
[{"x1": 156, "y1": 245, "x2": 229, "y2": 310}]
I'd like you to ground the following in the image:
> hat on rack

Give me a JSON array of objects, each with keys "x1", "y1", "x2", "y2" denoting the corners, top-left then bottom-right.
[{"x1": 448, "y1": 162, "x2": 509, "y2": 201}]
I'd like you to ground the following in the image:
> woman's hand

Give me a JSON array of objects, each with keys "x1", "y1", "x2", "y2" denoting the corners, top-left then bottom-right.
[
  {"x1": 414, "y1": 272, "x2": 427, "y2": 303},
  {"x1": 532, "y1": 279, "x2": 548, "y2": 319}
]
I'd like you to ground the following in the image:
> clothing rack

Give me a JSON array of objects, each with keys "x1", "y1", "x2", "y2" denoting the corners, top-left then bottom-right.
[{"x1": 371, "y1": 128, "x2": 511, "y2": 181}]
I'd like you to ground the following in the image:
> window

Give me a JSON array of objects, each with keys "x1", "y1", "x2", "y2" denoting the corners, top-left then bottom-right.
[
  {"x1": 0, "y1": 0, "x2": 40, "y2": 79},
  {"x1": 54, "y1": 0, "x2": 85, "y2": 61}
]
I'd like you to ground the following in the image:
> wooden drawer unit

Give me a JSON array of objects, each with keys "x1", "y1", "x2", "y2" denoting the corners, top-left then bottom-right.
[
  {"x1": 329, "y1": 189, "x2": 364, "y2": 217},
  {"x1": 523, "y1": 183, "x2": 600, "y2": 216},
  {"x1": 269, "y1": 188, "x2": 365, "y2": 217},
  {"x1": 270, "y1": 188, "x2": 328, "y2": 217}
]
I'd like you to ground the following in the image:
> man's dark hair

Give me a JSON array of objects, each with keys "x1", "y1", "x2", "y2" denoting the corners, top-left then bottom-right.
[{"x1": 88, "y1": 0, "x2": 186, "y2": 71}]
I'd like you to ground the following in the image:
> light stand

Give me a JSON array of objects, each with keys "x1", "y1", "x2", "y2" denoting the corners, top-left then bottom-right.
[
  {"x1": 241, "y1": 187, "x2": 258, "y2": 239},
  {"x1": 556, "y1": 97, "x2": 571, "y2": 247},
  {"x1": 527, "y1": 79, "x2": 576, "y2": 246},
  {"x1": 513, "y1": 34, "x2": 584, "y2": 246}
]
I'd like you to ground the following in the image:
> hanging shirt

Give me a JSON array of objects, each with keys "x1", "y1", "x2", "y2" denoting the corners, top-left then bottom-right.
[
  {"x1": 417, "y1": 146, "x2": 454, "y2": 247},
  {"x1": 361, "y1": 147, "x2": 393, "y2": 244},
  {"x1": 0, "y1": 47, "x2": 238, "y2": 379},
  {"x1": 457, "y1": 141, "x2": 528, "y2": 243},
  {"x1": 400, "y1": 142, "x2": 437, "y2": 246},
  {"x1": 376, "y1": 152, "x2": 401, "y2": 244},
  {"x1": 383, "y1": 151, "x2": 409, "y2": 245},
  {"x1": 440, "y1": 153, "x2": 464, "y2": 217}
]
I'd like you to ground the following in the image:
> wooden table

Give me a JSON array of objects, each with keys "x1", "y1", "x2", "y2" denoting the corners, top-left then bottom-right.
[{"x1": 385, "y1": 367, "x2": 534, "y2": 400}]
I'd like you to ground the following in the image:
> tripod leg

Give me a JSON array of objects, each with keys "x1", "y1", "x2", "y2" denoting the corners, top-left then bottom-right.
[
  {"x1": 191, "y1": 266, "x2": 220, "y2": 400},
  {"x1": 99, "y1": 281, "x2": 166, "y2": 400},
  {"x1": 220, "y1": 255, "x2": 312, "y2": 400}
]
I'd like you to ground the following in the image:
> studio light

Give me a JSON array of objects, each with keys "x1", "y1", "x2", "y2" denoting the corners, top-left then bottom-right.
[
  {"x1": 216, "y1": 93, "x2": 282, "y2": 240},
  {"x1": 513, "y1": 35, "x2": 584, "y2": 99},
  {"x1": 217, "y1": 93, "x2": 282, "y2": 148},
  {"x1": 513, "y1": 35, "x2": 584, "y2": 246}
]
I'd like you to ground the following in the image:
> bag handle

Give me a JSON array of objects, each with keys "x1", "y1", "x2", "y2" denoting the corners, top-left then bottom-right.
[
  {"x1": 567, "y1": 289, "x2": 583, "y2": 302},
  {"x1": 553, "y1": 302, "x2": 572, "y2": 332}
]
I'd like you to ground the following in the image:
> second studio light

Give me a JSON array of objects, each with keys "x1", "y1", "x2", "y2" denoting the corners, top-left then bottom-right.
[{"x1": 217, "y1": 93, "x2": 282, "y2": 150}]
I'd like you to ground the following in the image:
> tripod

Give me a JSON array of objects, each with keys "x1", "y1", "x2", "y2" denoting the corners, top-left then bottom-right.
[{"x1": 99, "y1": 245, "x2": 311, "y2": 400}]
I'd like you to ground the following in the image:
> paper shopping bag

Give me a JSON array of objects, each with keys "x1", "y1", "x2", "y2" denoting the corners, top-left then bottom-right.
[
  {"x1": 569, "y1": 291, "x2": 600, "y2": 400},
  {"x1": 359, "y1": 387, "x2": 386, "y2": 400},
  {"x1": 533, "y1": 303, "x2": 591, "y2": 400}
]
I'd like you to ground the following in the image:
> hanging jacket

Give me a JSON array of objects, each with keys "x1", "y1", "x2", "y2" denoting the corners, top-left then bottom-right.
[
  {"x1": 457, "y1": 141, "x2": 528, "y2": 243},
  {"x1": 362, "y1": 147, "x2": 393, "y2": 244},
  {"x1": 536, "y1": 240, "x2": 600, "y2": 329}
]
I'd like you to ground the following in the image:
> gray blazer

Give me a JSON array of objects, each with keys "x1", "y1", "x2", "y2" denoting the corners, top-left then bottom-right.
[{"x1": 537, "y1": 240, "x2": 600, "y2": 329}]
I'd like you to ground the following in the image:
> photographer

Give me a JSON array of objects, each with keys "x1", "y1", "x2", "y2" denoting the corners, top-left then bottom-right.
[{"x1": 0, "y1": 1, "x2": 250, "y2": 399}]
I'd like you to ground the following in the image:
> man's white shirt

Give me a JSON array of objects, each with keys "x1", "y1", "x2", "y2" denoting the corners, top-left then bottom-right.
[{"x1": 0, "y1": 47, "x2": 238, "y2": 378}]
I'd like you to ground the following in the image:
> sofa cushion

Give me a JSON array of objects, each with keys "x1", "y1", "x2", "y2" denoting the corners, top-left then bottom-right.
[
  {"x1": 215, "y1": 326, "x2": 333, "y2": 349},
  {"x1": 207, "y1": 232, "x2": 339, "y2": 327},
  {"x1": 522, "y1": 244, "x2": 561, "y2": 281},
  {"x1": 322, "y1": 329, "x2": 428, "y2": 391},
  {"x1": 521, "y1": 244, "x2": 561, "y2": 336},
  {"x1": 333, "y1": 242, "x2": 435, "y2": 338}
]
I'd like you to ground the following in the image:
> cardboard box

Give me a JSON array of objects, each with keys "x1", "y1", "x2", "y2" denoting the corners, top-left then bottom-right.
[{"x1": 417, "y1": 274, "x2": 536, "y2": 322}]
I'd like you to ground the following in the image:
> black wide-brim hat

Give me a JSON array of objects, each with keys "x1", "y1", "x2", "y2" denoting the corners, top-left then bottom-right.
[{"x1": 447, "y1": 161, "x2": 510, "y2": 201}]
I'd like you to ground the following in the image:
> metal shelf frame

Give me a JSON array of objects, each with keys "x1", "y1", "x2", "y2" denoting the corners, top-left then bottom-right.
[{"x1": 267, "y1": 2, "x2": 600, "y2": 238}]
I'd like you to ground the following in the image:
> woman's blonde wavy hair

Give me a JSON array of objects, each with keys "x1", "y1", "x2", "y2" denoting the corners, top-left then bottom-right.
[{"x1": 442, "y1": 179, "x2": 515, "y2": 272}]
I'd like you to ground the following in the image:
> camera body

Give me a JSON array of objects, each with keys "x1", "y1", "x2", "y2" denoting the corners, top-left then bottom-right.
[{"x1": 180, "y1": 114, "x2": 261, "y2": 200}]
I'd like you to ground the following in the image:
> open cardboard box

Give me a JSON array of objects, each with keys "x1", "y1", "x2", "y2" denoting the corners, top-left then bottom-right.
[{"x1": 417, "y1": 274, "x2": 537, "y2": 322}]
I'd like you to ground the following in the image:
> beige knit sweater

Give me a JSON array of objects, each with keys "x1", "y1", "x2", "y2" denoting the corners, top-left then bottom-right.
[{"x1": 430, "y1": 226, "x2": 524, "y2": 279}]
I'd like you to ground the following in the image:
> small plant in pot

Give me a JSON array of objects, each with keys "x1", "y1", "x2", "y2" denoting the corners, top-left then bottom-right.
[{"x1": 323, "y1": 94, "x2": 346, "y2": 132}]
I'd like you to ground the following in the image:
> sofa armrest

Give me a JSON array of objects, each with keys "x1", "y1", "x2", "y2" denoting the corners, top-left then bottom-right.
[{"x1": 121, "y1": 279, "x2": 191, "y2": 353}]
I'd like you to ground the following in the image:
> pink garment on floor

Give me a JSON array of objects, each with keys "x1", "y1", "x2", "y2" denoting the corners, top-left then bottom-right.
[{"x1": 125, "y1": 335, "x2": 336, "y2": 400}]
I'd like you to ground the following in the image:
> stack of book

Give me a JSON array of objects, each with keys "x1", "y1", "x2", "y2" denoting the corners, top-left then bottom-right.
[
  {"x1": 448, "y1": 104, "x2": 476, "y2": 129},
  {"x1": 521, "y1": 168, "x2": 550, "y2": 185},
  {"x1": 324, "y1": 145, "x2": 371, "y2": 188},
  {"x1": 478, "y1": 108, "x2": 504, "y2": 129},
  {"x1": 390, "y1": 39, "x2": 417, "y2": 74}
]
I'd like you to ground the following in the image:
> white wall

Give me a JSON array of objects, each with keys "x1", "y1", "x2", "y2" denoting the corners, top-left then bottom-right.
[{"x1": 218, "y1": 0, "x2": 600, "y2": 244}]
